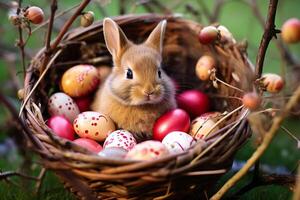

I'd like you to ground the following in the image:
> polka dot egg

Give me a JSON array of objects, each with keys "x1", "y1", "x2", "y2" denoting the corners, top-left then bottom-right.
[
  {"x1": 162, "y1": 131, "x2": 196, "y2": 154},
  {"x1": 103, "y1": 130, "x2": 137, "y2": 151},
  {"x1": 73, "y1": 111, "x2": 116, "y2": 142},
  {"x1": 48, "y1": 92, "x2": 80, "y2": 123},
  {"x1": 126, "y1": 140, "x2": 169, "y2": 161}
]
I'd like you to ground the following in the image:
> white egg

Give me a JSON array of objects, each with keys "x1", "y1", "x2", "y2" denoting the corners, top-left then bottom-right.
[
  {"x1": 73, "y1": 111, "x2": 116, "y2": 142},
  {"x1": 162, "y1": 131, "x2": 196, "y2": 154},
  {"x1": 126, "y1": 140, "x2": 169, "y2": 161},
  {"x1": 48, "y1": 92, "x2": 80, "y2": 123},
  {"x1": 103, "y1": 130, "x2": 137, "y2": 151},
  {"x1": 98, "y1": 147, "x2": 128, "y2": 159}
]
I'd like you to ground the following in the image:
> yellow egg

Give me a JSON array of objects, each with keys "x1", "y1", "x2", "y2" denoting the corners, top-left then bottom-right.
[
  {"x1": 61, "y1": 65, "x2": 100, "y2": 97},
  {"x1": 73, "y1": 111, "x2": 116, "y2": 141},
  {"x1": 190, "y1": 116, "x2": 219, "y2": 140}
]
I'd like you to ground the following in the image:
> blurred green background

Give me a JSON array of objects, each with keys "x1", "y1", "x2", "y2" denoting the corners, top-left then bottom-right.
[{"x1": 0, "y1": 0, "x2": 299, "y2": 199}]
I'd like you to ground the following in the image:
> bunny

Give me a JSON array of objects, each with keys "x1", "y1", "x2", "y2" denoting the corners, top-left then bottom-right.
[{"x1": 91, "y1": 18, "x2": 176, "y2": 139}]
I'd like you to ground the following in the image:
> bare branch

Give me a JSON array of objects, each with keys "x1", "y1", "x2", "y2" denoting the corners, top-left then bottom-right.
[
  {"x1": 255, "y1": 0, "x2": 279, "y2": 78},
  {"x1": 45, "y1": 0, "x2": 57, "y2": 52}
]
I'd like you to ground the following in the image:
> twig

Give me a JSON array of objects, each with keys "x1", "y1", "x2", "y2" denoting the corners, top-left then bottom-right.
[
  {"x1": 39, "y1": 0, "x2": 91, "y2": 73},
  {"x1": 246, "y1": 0, "x2": 297, "y2": 67},
  {"x1": 16, "y1": 0, "x2": 26, "y2": 80},
  {"x1": 0, "y1": 171, "x2": 38, "y2": 181},
  {"x1": 280, "y1": 125, "x2": 299, "y2": 142},
  {"x1": 255, "y1": 0, "x2": 279, "y2": 78},
  {"x1": 210, "y1": 85, "x2": 300, "y2": 200},
  {"x1": 45, "y1": 0, "x2": 57, "y2": 52},
  {"x1": 35, "y1": 168, "x2": 47, "y2": 194},
  {"x1": 294, "y1": 166, "x2": 300, "y2": 200},
  {"x1": 32, "y1": 3, "x2": 81, "y2": 34}
]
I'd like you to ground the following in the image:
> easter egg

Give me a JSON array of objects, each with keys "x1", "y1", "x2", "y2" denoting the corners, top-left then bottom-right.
[
  {"x1": 73, "y1": 111, "x2": 115, "y2": 141},
  {"x1": 98, "y1": 147, "x2": 128, "y2": 159},
  {"x1": 190, "y1": 113, "x2": 220, "y2": 140},
  {"x1": 153, "y1": 109, "x2": 190, "y2": 141},
  {"x1": 176, "y1": 90, "x2": 210, "y2": 118},
  {"x1": 126, "y1": 140, "x2": 169, "y2": 161},
  {"x1": 61, "y1": 64, "x2": 100, "y2": 97},
  {"x1": 47, "y1": 116, "x2": 75, "y2": 140},
  {"x1": 74, "y1": 96, "x2": 92, "y2": 112},
  {"x1": 162, "y1": 131, "x2": 196, "y2": 154},
  {"x1": 73, "y1": 138, "x2": 102, "y2": 153},
  {"x1": 103, "y1": 130, "x2": 137, "y2": 151},
  {"x1": 48, "y1": 92, "x2": 80, "y2": 123}
]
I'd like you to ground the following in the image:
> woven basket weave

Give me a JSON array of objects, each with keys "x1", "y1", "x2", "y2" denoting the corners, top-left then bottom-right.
[{"x1": 21, "y1": 14, "x2": 253, "y2": 199}]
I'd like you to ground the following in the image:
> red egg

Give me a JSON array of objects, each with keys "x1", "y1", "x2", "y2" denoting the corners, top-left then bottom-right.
[
  {"x1": 153, "y1": 109, "x2": 190, "y2": 141},
  {"x1": 47, "y1": 116, "x2": 75, "y2": 140},
  {"x1": 73, "y1": 138, "x2": 103, "y2": 153},
  {"x1": 176, "y1": 90, "x2": 210, "y2": 118},
  {"x1": 74, "y1": 96, "x2": 92, "y2": 112}
]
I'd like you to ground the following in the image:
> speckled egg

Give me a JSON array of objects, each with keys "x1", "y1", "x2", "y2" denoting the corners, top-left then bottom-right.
[
  {"x1": 61, "y1": 64, "x2": 100, "y2": 97},
  {"x1": 48, "y1": 92, "x2": 80, "y2": 123},
  {"x1": 162, "y1": 131, "x2": 196, "y2": 154},
  {"x1": 126, "y1": 140, "x2": 169, "y2": 161},
  {"x1": 190, "y1": 114, "x2": 220, "y2": 140},
  {"x1": 73, "y1": 111, "x2": 115, "y2": 141},
  {"x1": 98, "y1": 147, "x2": 128, "y2": 159},
  {"x1": 103, "y1": 130, "x2": 137, "y2": 151}
]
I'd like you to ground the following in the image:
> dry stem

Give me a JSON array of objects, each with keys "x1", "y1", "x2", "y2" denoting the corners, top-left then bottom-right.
[
  {"x1": 210, "y1": 85, "x2": 300, "y2": 200},
  {"x1": 255, "y1": 0, "x2": 279, "y2": 78}
]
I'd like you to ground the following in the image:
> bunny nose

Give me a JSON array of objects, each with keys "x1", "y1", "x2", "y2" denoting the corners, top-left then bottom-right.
[{"x1": 144, "y1": 91, "x2": 154, "y2": 97}]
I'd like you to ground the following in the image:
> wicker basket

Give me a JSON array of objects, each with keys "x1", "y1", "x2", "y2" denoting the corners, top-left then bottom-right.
[{"x1": 21, "y1": 14, "x2": 253, "y2": 199}]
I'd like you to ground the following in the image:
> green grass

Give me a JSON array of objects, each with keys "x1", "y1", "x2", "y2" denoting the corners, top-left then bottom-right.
[{"x1": 1, "y1": 0, "x2": 300, "y2": 199}]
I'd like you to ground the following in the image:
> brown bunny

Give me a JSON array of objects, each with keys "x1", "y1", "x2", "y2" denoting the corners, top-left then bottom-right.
[{"x1": 91, "y1": 18, "x2": 176, "y2": 139}]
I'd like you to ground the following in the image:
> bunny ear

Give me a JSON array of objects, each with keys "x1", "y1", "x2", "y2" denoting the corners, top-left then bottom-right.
[
  {"x1": 145, "y1": 20, "x2": 167, "y2": 54},
  {"x1": 103, "y1": 18, "x2": 130, "y2": 58}
]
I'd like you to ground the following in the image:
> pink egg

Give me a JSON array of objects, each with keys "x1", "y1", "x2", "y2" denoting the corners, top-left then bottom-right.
[
  {"x1": 47, "y1": 116, "x2": 75, "y2": 140},
  {"x1": 126, "y1": 140, "x2": 169, "y2": 161},
  {"x1": 162, "y1": 131, "x2": 196, "y2": 154},
  {"x1": 103, "y1": 130, "x2": 137, "y2": 151},
  {"x1": 73, "y1": 138, "x2": 102, "y2": 153},
  {"x1": 153, "y1": 109, "x2": 190, "y2": 141},
  {"x1": 48, "y1": 92, "x2": 80, "y2": 123},
  {"x1": 73, "y1": 111, "x2": 116, "y2": 142},
  {"x1": 74, "y1": 96, "x2": 92, "y2": 112},
  {"x1": 176, "y1": 90, "x2": 210, "y2": 118}
]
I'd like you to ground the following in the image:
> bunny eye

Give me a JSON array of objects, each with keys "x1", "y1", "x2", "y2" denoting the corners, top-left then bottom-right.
[
  {"x1": 158, "y1": 70, "x2": 162, "y2": 78},
  {"x1": 126, "y1": 68, "x2": 133, "y2": 79}
]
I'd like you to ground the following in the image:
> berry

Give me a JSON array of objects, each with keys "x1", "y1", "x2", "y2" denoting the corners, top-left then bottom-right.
[
  {"x1": 198, "y1": 26, "x2": 219, "y2": 44},
  {"x1": 261, "y1": 73, "x2": 284, "y2": 93},
  {"x1": 242, "y1": 92, "x2": 261, "y2": 111},
  {"x1": 80, "y1": 11, "x2": 95, "y2": 27},
  {"x1": 195, "y1": 55, "x2": 216, "y2": 81},
  {"x1": 281, "y1": 18, "x2": 300, "y2": 44},
  {"x1": 25, "y1": 6, "x2": 44, "y2": 24}
]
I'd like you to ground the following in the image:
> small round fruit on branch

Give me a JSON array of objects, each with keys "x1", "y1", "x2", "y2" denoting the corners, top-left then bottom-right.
[
  {"x1": 73, "y1": 138, "x2": 102, "y2": 153},
  {"x1": 47, "y1": 116, "x2": 75, "y2": 141},
  {"x1": 242, "y1": 92, "x2": 262, "y2": 111},
  {"x1": 153, "y1": 109, "x2": 190, "y2": 141},
  {"x1": 217, "y1": 25, "x2": 236, "y2": 44},
  {"x1": 195, "y1": 55, "x2": 216, "y2": 81},
  {"x1": 24, "y1": 6, "x2": 44, "y2": 24},
  {"x1": 198, "y1": 26, "x2": 220, "y2": 45},
  {"x1": 281, "y1": 18, "x2": 300, "y2": 44},
  {"x1": 80, "y1": 11, "x2": 95, "y2": 27},
  {"x1": 260, "y1": 73, "x2": 284, "y2": 93}
]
